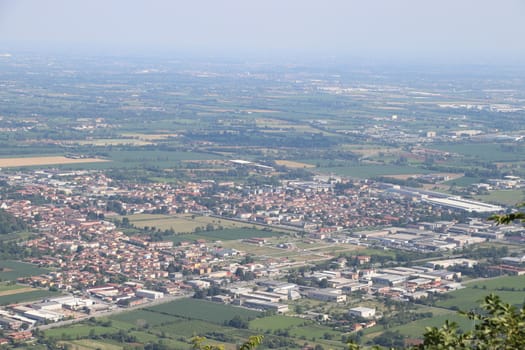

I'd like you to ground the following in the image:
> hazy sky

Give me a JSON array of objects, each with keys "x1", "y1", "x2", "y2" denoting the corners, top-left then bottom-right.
[{"x1": 0, "y1": 0, "x2": 524, "y2": 62}]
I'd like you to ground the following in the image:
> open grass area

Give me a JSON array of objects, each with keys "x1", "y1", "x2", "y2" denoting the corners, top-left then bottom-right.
[
  {"x1": 340, "y1": 144, "x2": 401, "y2": 157},
  {"x1": 356, "y1": 248, "x2": 397, "y2": 258},
  {"x1": 275, "y1": 160, "x2": 316, "y2": 168},
  {"x1": 52, "y1": 150, "x2": 223, "y2": 171},
  {"x1": 220, "y1": 241, "x2": 283, "y2": 256},
  {"x1": 250, "y1": 315, "x2": 307, "y2": 331},
  {"x1": 120, "y1": 133, "x2": 181, "y2": 140},
  {"x1": 48, "y1": 299, "x2": 347, "y2": 350},
  {"x1": 156, "y1": 319, "x2": 227, "y2": 337},
  {"x1": 474, "y1": 190, "x2": 525, "y2": 206},
  {"x1": 248, "y1": 313, "x2": 345, "y2": 347},
  {"x1": 255, "y1": 118, "x2": 323, "y2": 134},
  {"x1": 0, "y1": 289, "x2": 61, "y2": 305},
  {"x1": 364, "y1": 312, "x2": 474, "y2": 341},
  {"x1": 107, "y1": 150, "x2": 221, "y2": 166},
  {"x1": 145, "y1": 299, "x2": 261, "y2": 324},
  {"x1": 0, "y1": 286, "x2": 34, "y2": 296},
  {"x1": 127, "y1": 214, "x2": 220, "y2": 232},
  {"x1": 0, "y1": 260, "x2": 49, "y2": 280},
  {"x1": 60, "y1": 339, "x2": 123, "y2": 350},
  {"x1": 126, "y1": 214, "x2": 249, "y2": 233},
  {"x1": 289, "y1": 323, "x2": 341, "y2": 340},
  {"x1": 432, "y1": 143, "x2": 525, "y2": 162},
  {"x1": 0, "y1": 283, "x2": 26, "y2": 293},
  {"x1": 313, "y1": 245, "x2": 361, "y2": 255},
  {"x1": 436, "y1": 275, "x2": 525, "y2": 311},
  {"x1": 50, "y1": 315, "x2": 235, "y2": 349},
  {"x1": 313, "y1": 164, "x2": 430, "y2": 178},
  {"x1": 110, "y1": 309, "x2": 180, "y2": 327},
  {"x1": 444, "y1": 176, "x2": 483, "y2": 187},
  {"x1": 464, "y1": 275, "x2": 525, "y2": 289},
  {"x1": 168, "y1": 228, "x2": 280, "y2": 243},
  {"x1": 45, "y1": 325, "x2": 119, "y2": 339},
  {"x1": 73, "y1": 138, "x2": 153, "y2": 146},
  {"x1": 125, "y1": 214, "x2": 288, "y2": 239},
  {"x1": 0, "y1": 156, "x2": 108, "y2": 168}
]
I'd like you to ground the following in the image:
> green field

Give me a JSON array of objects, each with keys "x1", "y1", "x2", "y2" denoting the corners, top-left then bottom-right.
[
  {"x1": 474, "y1": 190, "x2": 525, "y2": 206},
  {"x1": 0, "y1": 260, "x2": 50, "y2": 281},
  {"x1": 145, "y1": 299, "x2": 261, "y2": 324},
  {"x1": 289, "y1": 323, "x2": 341, "y2": 340},
  {"x1": 250, "y1": 315, "x2": 343, "y2": 345},
  {"x1": 50, "y1": 149, "x2": 222, "y2": 171},
  {"x1": 45, "y1": 324, "x2": 121, "y2": 339},
  {"x1": 219, "y1": 241, "x2": 283, "y2": 256},
  {"x1": 49, "y1": 319, "x2": 210, "y2": 350},
  {"x1": 60, "y1": 339, "x2": 124, "y2": 350},
  {"x1": 313, "y1": 164, "x2": 430, "y2": 178},
  {"x1": 48, "y1": 306, "x2": 345, "y2": 350},
  {"x1": 126, "y1": 214, "x2": 256, "y2": 233},
  {"x1": 110, "y1": 309, "x2": 180, "y2": 327},
  {"x1": 444, "y1": 176, "x2": 483, "y2": 187},
  {"x1": 437, "y1": 290, "x2": 525, "y2": 312},
  {"x1": 125, "y1": 213, "x2": 287, "y2": 240},
  {"x1": 362, "y1": 277, "x2": 525, "y2": 342},
  {"x1": 156, "y1": 319, "x2": 228, "y2": 337},
  {"x1": 365, "y1": 312, "x2": 475, "y2": 340},
  {"x1": 250, "y1": 315, "x2": 306, "y2": 331},
  {"x1": 0, "y1": 289, "x2": 61, "y2": 305},
  {"x1": 168, "y1": 228, "x2": 280, "y2": 244},
  {"x1": 436, "y1": 275, "x2": 525, "y2": 311},
  {"x1": 106, "y1": 150, "x2": 222, "y2": 168},
  {"x1": 75, "y1": 138, "x2": 153, "y2": 146},
  {"x1": 465, "y1": 275, "x2": 525, "y2": 289},
  {"x1": 0, "y1": 283, "x2": 26, "y2": 292},
  {"x1": 432, "y1": 143, "x2": 525, "y2": 162}
]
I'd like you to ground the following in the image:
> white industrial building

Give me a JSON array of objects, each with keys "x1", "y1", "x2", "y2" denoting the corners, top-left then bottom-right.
[
  {"x1": 349, "y1": 307, "x2": 376, "y2": 319},
  {"x1": 306, "y1": 288, "x2": 346, "y2": 303},
  {"x1": 32, "y1": 301, "x2": 62, "y2": 311},
  {"x1": 136, "y1": 289, "x2": 164, "y2": 299},
  {"x1": 421, "y1": 195, "x2": 503, "y2": 213},
  {"x1": 242, "y1": 299, "x2": 289, "y2": 313},
  {"x1": 23, "y1": 309, "x2": 63, "y2": 323},
  {"x1": 37, "y1": 296, "x2": 96, "y2": 311}
]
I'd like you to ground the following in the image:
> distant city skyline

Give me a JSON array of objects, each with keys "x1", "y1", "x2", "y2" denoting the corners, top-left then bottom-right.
[{"x1": 0, "y1": 0, "x2": 524, "y2": 63}]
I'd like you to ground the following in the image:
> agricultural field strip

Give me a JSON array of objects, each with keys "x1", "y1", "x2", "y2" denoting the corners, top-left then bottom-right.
[
  {"x1": 0, "y1": 290, "x2": 62, "y2": 305},
  {"x1": 0, "y1": 156, "x2": 108, "y2": 167},
  {"x1": 0, "y1": 287, "x2": 35, "y2": 296}
]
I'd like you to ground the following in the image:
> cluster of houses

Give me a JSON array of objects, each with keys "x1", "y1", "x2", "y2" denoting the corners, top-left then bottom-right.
[
  {"x1": 213, "y1": 177, "x2": 469, "y2": 231},
  {"x1": 0, "y1": 170, "x2": 510, "y2": 296},
  {"x1": 0, "y1": 168, "x2": 521, "y2": 340}
]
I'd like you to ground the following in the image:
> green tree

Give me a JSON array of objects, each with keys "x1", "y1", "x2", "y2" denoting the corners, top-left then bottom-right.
[
  {"x1": 191, "y1": 335, "x2": 263, "y2": 350},
  {"x1": 227, "y1": 315, "x2": 248, "y2": 329},
  {"x1": 344, "y1": 294, "x2": 525, "y2": 350},
  {"x1": 0, "y1": 208, "x2": 27, "y2": 234},
  {"x1": 489, "y1": 202, "x2": 525, "y2": 224}
]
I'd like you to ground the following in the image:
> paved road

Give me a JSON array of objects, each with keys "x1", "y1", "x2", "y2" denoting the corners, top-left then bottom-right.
[{"x1": 36, "y1": 293, "x2": 192, "y2": 330}]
